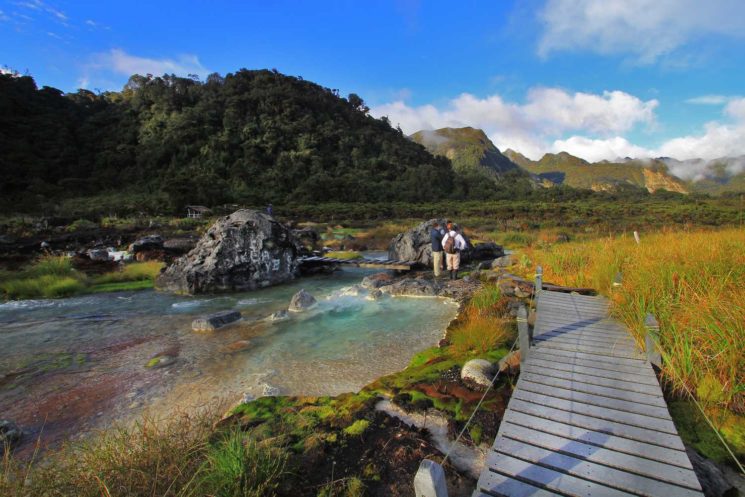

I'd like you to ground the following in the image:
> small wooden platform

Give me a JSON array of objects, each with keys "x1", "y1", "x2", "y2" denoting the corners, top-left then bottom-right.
[
  {"x1": 298, "y1": 256, "x2": 413, "y2": 271},
  {"x1": 474, "y1": 290, "x2": 703, "y2": 497}
]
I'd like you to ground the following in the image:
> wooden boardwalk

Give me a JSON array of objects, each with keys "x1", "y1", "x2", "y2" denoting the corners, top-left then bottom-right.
[{"x1": 474, "y1": 290, "x2": 703, "y2": 497}]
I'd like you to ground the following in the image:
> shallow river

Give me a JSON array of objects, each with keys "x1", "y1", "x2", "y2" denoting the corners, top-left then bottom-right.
[{"x1": 0, "y1": 266, "x2": 457, "y2": 452}]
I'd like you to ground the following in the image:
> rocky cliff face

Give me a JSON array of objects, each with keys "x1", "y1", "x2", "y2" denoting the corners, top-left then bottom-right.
[
  {"x1": 642, "y1": 168, "x2": 689, "y2": 193},
  {"x1": 156, "y1": 210, "x2": 298, "y2": 294}
]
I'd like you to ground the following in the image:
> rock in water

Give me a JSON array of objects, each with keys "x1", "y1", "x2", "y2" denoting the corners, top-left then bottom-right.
[
  {"x1": 266, "y1": 309, "x2": 290, "y2": 322},
  {"x1": 461, "y1": 359, "x2": 496, "y2": 387},
  {"x1": 156, "y1": 210, "x2": 299, "y2": 294},
  {"x1": 192, "y1": 310, "x2": 242, "y2": 331},
  {"x1": 288, "y1": 289, "x2": 317, "y2": 312},
  {"x1": 379, "y1": 278, "x2": 438, "y2": 297}
]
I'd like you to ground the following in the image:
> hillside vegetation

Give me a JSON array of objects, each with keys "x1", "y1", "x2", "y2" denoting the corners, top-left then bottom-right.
[{"x1": 0, "y1": 70, "x2": 465, "y2": 212}]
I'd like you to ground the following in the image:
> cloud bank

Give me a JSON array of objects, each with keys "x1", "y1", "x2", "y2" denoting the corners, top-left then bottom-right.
[
  {"x1": 371, "y1": 91, "x2": 745, "y2": 180},
  {"x1": 538, "y1": 0, "x2": 745, "y2": 63}
]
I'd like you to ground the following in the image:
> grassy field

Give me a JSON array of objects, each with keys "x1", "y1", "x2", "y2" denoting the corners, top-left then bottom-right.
[
  {"x1": 517, "y1": 228, "x2": 745, "y2": 463},
  {"x1": 0, "y1": 257, "x2": 164, "y2": 300}
]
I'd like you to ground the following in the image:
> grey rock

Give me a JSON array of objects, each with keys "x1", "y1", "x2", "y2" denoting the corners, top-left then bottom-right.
[
  {"x1": 461, "y1": 359, "x2": 496, "y2": 387},
  {"x1": 379, "y1": 278, "x2": 437, "y2": 297},
  {"x1": 492, "y1": 255, "x2": 516, "y2": 268},
  {"x1": 387, "y1": 218, "x2": 451, "y2": 267},
  {"x1": 469, "y1": 242, "x2": 504, "y2": 261},
  {"x1": 366, "y1": 289, "x2": 384, "y2": 301},
  {"x1": 156, "y1": 210, "x2": 299, "y2": 294},
  {"x1": 686, "y1": 446, "x2": 735, "y2": 497},
  {"x1": 361, "y1": 272, "x2": 395, "y2": 289},
  {"x1": 87, "y1": 248, "x2": 110, "y2": 261},
  {"x1": 288, "y1": 289, "x2": 317, "y2": 312},
  {"x1": 477, "y1": 261, "x2": 492, "y2": 271},
  {"x1": 266, "y1": 309, "x2": 290, "y2": 322},
  {"x1": 0, "y1": 420, "x2": 23, "y2": 448},
  {"x1": 292, "y1": 228, "x2": 320, "y2": 254},
  {"x1": 129, "y1": 235, "x2": 164, "y2": 253},
  {"x1": 163, "y1": 237, "x2": 197, "y2": 254},
  {"x1": 192, "y1": 310, "x2": 242, "y2": 331}
]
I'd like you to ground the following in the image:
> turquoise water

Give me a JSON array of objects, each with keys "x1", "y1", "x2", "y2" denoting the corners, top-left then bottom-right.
[{"x1": 0, "y1": 267, "x2": 457, "y2": 444}]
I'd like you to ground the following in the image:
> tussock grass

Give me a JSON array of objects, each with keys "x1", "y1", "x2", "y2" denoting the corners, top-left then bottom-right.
[
  {"x1": 93, "y1": 261, "x2": 164, "y2": 284},
  {"x1": 523, "y1": 228, "x2": 745, "y2": 459},
  {"x1": 1, "y1": 410, "x2": 286, "y2": 497}
]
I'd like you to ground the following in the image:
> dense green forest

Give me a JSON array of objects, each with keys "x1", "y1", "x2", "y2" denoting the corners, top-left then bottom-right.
[{"x1": 4, "y1": 69, "x2": 533, "y2": 214}]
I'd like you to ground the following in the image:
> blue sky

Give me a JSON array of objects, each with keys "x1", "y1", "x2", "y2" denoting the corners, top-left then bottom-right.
[{"x1": 2, "y1": 0, "x2": 745, "y2": 175}]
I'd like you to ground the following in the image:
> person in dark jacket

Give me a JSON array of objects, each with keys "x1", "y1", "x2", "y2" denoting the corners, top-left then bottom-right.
[{"x1": 430, "y1": 222, "x2": 445, "y2": 277}]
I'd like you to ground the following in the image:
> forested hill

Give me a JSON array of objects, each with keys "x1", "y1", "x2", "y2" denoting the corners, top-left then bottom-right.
[{"x1": 0, "y1": 70, "x2": 463, "y2": 213}]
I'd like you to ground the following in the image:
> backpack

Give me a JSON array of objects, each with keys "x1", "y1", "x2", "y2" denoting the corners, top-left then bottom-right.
[{"x1": 443, "y1": 234, "x2": 456, "y2": 254}]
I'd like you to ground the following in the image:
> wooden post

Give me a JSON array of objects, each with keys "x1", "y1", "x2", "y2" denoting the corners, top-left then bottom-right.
[
  {"x1": 414, "y1": 459, "x2": 448, "y2": 497},
  {"x1": 644, "y1": 313, "x2": 662, "y2": 368},
  {"x1": 518, "y1": 303, "x2": 530, "y2": 363},
  {"x1": 634, "y1": 231, "x2": 641, "y2": 244},
  {"x1": 534, "y1": 265, "x2": 543, "y2": 295}
]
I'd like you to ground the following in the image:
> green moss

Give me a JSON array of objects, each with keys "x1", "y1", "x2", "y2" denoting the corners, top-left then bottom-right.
[
  {"x1": 146, "y1": 357, "x2": 161, "y2": 368},
  {"x1": 669, "y1": 400, "x2": 745, "y2": 464},
  {"x1": 90, "y1": 280, "x2": 154, "y2": 293},
  {"x1": 343, "y1": 419, "x2": 370, "y2": 437},
  {"x1": 469, "y1": 424, "x2": 483, "y2": 446}
]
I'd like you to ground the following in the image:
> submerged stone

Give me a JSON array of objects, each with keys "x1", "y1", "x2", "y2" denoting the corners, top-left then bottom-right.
[
  {"x1": 288, "y1": 289, "x2": 317, "y2": 312},
  {"x1": 192, "y1": 310, "x2": 242, "y2": 331}
]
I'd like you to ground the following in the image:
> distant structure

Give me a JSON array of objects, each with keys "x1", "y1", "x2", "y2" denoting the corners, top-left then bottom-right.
[{"x1": 186, "y1": 205, "x2": 211, "y2": 219}]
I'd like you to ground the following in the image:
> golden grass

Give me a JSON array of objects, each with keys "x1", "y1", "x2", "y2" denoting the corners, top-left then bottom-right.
[
  {"x1": 93, "y1": 261, "x2": 164, "y2": 284},
  {"x1": 522, "y1": 228, "x2": 745, "y2": 412}
]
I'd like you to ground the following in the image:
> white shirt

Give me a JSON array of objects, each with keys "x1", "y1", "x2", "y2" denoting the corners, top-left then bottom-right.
[{"x1": 442, "y1": 231, "x2": 467, "y2": 251}]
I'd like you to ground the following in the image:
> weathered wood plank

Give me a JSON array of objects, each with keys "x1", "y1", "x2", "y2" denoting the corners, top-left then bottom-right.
[
  {"x1": 533, "y1": 334, "x2": 638, "y2": 351},
  {"x1": 519, "y1": 371, "x2": 666, "y2": 406},
  {"x1": 499, "y1": 422, "x2": 701, "y2": 489},
  {"x1": 525, "y1": 355, "x2": 659, "y2": 382},
  {"x1": 502, "y1": 410, "x2": 693, "y2": 468},
  {"x1": 533, "y1": 340, "x2": 644, "y2": 359},
  {"x1": 512, "y1": 389, "x2": 678, "y2": 433},
  {"x1": 531, "y1": 350, "x2": 657, "y2": 378},
  {"x1": 476, "y1": 471, "x2": 563, "y2": 497},
  {"x1": 517, "y1": 378, "x2": 671, "y2": 419},
  {"x1": 484, "y1": 452, "x2": 636, "y2": 497},
  {"x1": 489, "y1": 439, "x2": 702, "y2": 496},
  {"x1": 508, "y1": 398, "x2": 685, "y2": 450},
  {"x1": 525, "y1": 347, "x2": 649, "y2": 369},
  {"x1": 521, "y1": 365, "x2": 663, "y2": 396}
]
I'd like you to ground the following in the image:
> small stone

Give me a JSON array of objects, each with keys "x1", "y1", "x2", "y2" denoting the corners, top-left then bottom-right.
[
  {"x1": 192, "y1": 310, "x2": 242, "y2": 331},
  {"x1": 492, "y1": 255, "x2": 515, "y2": 268},
  {"x1": 0, "y1": 420, "x2": 23, "y2": 448},
  {"x1": 461, "y1": 359, "x2": 497, "y2": 387},
  {"x1": 498, "y1": 350, "x2": 521, "y2": 374},
  {"x1": 241, "y1": 393, "x2": 255, "y2": 404},
  {"x1": 266, "y1": 309, "x2": 290, "y2": 322},
  {"x1": 225, "y1": 340, "x2": 251, "y2": 352},
  {"x1": 288, "y1": 289, "x2": 317, "y2": 312},
  {"x1": 366, "y1": 289, "x2": 384, "y2": 301}
]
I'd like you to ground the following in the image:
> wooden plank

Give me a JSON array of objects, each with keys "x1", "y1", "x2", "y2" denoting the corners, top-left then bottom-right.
[
  {"x1": 502, "y1": 410, "x2": 693, "y2": 468},
  {"x1": 519, "y1": 372, "x2": 665, "y2": 405},
  {"x1": 526, "y1": 351, "x2": 656, "y2": 378},
  {"x1": 525, "y1": 347, "x2": 649, "y2": 369},
  {"x1": 500, "y1": 422, "x2": 701, "y2": 490},
  {"x1": 521, "y1": 365, "x2": 663, "y2": 396},
  {"x1": 533, "y1": 334, "x2": 638, "y2": 351},
  {"x1": 537, "y1": 321, "x2": 628, "y2": 334},
  {"x1": 512, "y1": 390, "x2": 678, "y2": 434},
  {"x1": 476, "y1": 471, "x2": 563, "y2": 497},
  {"x1": 489, "y1": 439, "x2": 702, "y2": 496},
  {"x1": 533, "y1": 341, "x2": 644, "y2": 360},
  {"x1": 484, "y1": 452, "x2": 636, "y2": 497},
  {"x1": 509, "y1": 398, "x2": 685, "y2": 450},
  {"x1": 517, "y1": 379, "x2": 671, "y2": 419}
]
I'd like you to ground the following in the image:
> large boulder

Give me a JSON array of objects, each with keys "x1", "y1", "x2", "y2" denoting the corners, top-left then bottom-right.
[
  {"x1": 156, "y1": 210, "x2": 299, "y2": 294},
  {"x1": 387, "y1": 219, "x2": 449, "y2": 267},
  {"x1": 192, "y1": 310, "x2": 242, "y2": 331},
  {"x1": 129, "y1": 235, "x2": 164, "y2": 253}
]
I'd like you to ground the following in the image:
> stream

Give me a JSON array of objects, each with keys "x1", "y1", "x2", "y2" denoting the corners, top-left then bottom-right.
[{"x1": 0, "y1": 264, "x2": 457, "y2": 453}]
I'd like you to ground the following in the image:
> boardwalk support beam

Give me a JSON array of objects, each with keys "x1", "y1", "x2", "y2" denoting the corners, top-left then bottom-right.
[
  {"x1": 414, "y1": 459, "x2": 448, "y2": 497},
  {"x1": 645, "y1": 313, "x2": 662, "y2": 368},
  {"x1": 534, "y1": 266, "x2": 543, "y2": 295},
  {"x1": 517, "y1": 303, "x2": 530, "y2": 363}
]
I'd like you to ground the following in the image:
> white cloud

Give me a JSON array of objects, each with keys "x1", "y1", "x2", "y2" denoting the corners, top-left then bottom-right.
[
  {"x1": 91, "y1": 48, "x2": 208, "y2": 78},
  {"x1": 685, "y1": 95, "x2": 731, "y2": 105},
  {"x1": 551, "y1": 136, "x2": 653, "y2": 163},
  {"x1": 371, "y1": 87, "x2": 657, "y2": 160},
  {"x1": 538, "y1": 0, "x2": 745, "y2": 63}
]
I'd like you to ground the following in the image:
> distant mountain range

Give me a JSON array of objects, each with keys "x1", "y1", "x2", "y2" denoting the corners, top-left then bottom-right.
[{"x1": 411, "y1": 126, "x2": 745, "y2": 195}]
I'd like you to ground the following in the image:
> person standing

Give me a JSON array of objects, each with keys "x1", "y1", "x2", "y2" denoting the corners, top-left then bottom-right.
[
  {"x1": 430, "y1": 222, "x2": 445, "y2": 277},
  {"x1": 442, "y1": 224, "x2": 467, "y2": 280}
]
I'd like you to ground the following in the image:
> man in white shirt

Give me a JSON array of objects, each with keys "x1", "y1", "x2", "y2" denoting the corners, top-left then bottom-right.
[{"x1": 441, "y1": 224, "x2": 467, "y2": 280}]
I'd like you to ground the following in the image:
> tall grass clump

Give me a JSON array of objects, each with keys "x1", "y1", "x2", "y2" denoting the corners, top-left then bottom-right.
[
  {"x1": 1, "y1": 410, "x2": 287, "y2": 497},
  {"x1": 0, "y1": 256, "x2": 87, "y2": 299},
  {"x1": 449, "y1": 284, "x2": 514, "y2": 357},
  {"x1": 524, "y1": 228, "x2": 745, "y2": 458},
  {"x1": 93, "y1": 261, "x2": 164, "y2": 284}
]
